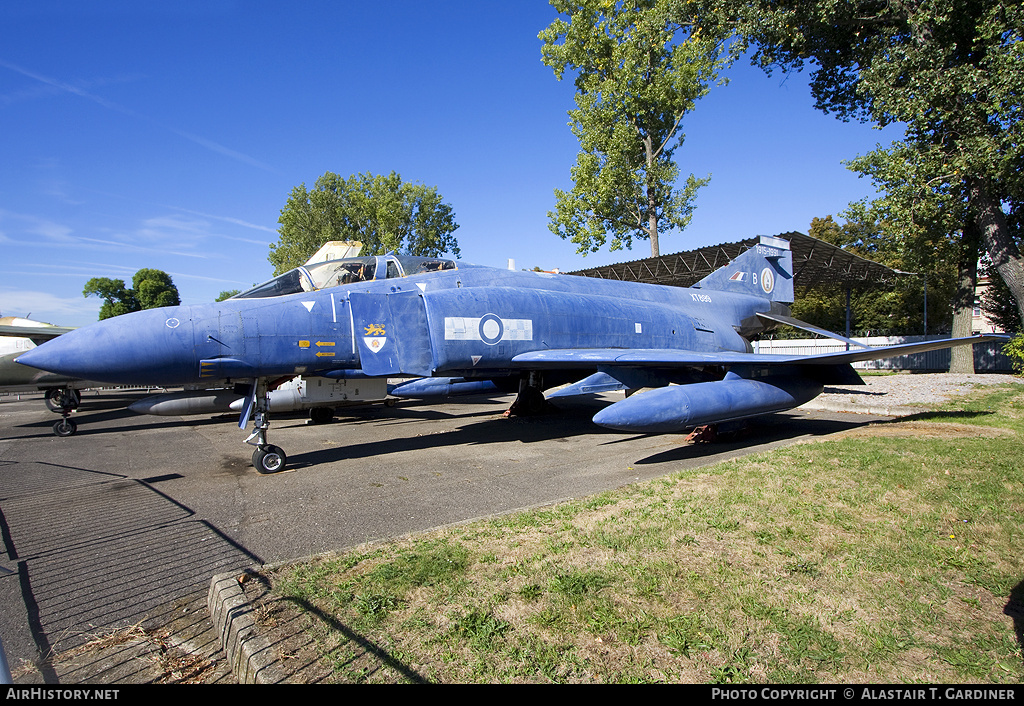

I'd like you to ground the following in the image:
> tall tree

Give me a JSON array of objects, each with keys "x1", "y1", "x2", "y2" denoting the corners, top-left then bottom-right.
[
  {"x1": 844, "y1": 141, "x2": 980, "y2": 369},
  {"x1": 539, "y1": 0, "x2": 726, "y2": 257},
  {"x1": 792, "y1": 211, "x2": 958, "y2": 337},
  {"x1": 132, "y1": 268, "x2": 180, "y2": 310},
  {"x1": 83, "y1": 268, "x2": 180, "y2": 321},
  {"x1": 711, "y1": 0, "x2": 1024, "y2": 328},
  {"x1": 269, "y1": 171, "x2": 460, "y2": 275}
]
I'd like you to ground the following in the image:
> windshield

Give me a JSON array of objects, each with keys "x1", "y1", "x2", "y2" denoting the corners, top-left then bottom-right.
[
  {"x1": 232, "y1": 269, "x2": 312, "y2": 299},
  {"x1": 232, "y1": 255, "x2": 455, "y2": 299},
  {"x1": 305, "y1": 258, "x2": 378, "y2": 288},
  {"x1": 396, "y1": 256, "x2": 456, "y2": 275}
]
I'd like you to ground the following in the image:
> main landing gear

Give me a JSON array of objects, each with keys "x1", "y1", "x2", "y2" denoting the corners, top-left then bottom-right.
[
  {"x1": 244, "y1": 379, "x2": 288, "y2": 474},
  {"x1": 45, "y1": 387, "x2": 80, "y2": 437},
  {"x1": 503, "y1": 371, "x2": 551, "y2": 417},
  {"x1": 684, "y1": 420, "x2": 751, "y2": 444},
  {"x1": 45, "y1": 387, "x2": 80, "y2": 413}
]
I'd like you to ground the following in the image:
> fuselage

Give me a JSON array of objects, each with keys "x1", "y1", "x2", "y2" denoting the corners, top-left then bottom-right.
[{"x1": 16, "y1": 262, "x2": 779, "y2": 388}]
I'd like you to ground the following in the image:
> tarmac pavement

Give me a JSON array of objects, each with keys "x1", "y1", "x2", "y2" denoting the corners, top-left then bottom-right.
[{"x1": 0, "y1": 386, "x2": 905, "y2": 683}]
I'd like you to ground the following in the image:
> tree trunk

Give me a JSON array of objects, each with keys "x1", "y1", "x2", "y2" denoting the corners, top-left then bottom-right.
[
  {"x1": 649, "y1": 209, "x2": 659, "y2": 257},
  {"x1": 970, "y1": 179, "x2": 1024, "y2": 328},
  {"x1": 949, "y1": 221, "x2": 979, "y2": 374},
  {"x1": 644, "y1": 134, "x2": 660, "y2": 257}
]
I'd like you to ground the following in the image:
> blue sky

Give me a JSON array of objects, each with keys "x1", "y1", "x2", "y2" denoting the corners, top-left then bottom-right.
[{"x1": 0, "y1": 1, "x2": 900, "y2": 328}]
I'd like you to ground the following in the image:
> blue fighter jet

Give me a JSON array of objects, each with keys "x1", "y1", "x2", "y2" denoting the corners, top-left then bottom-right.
[{"x1": 15, "y1": 236, "x2": 1004, "y2": 473}]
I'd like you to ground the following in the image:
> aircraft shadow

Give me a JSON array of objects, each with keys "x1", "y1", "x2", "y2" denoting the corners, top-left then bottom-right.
[
  {"x1": 286, "y1": 399, "x2": 616, "y2": 468},
  {"x1": 822, "y1": 385, "x2": 887, "y2": 397},
  {"x1": 286, "y1": 397, "x2": 876, "y2": 470},
  {"x1": 12, "y1": 405, "x2": 239, "y2": 439},
  {"x1": 629, "y1": 412, "x2": 878, "y2": 465},
  {"x1": 891, "y1": 409, "x2": 996, "y2": 423}
]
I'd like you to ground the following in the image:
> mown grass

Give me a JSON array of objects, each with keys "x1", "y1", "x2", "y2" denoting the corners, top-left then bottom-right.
[{"x1": 267, "y1": 384, "x2": 1024, "y2": 683}]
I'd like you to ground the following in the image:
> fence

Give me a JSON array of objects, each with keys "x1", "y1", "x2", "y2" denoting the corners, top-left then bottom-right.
[{"x1": 752, "y1": 335, "x2": 1013, "y2": 373}]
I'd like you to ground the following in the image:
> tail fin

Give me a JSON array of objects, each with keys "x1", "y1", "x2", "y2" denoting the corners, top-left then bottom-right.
[{"x1": 693, "y1": 235, "x2": 794, "y2": 303}]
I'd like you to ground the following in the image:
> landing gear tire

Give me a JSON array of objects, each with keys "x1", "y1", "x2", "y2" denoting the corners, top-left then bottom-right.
[
  {"x1": 252, "y1": 445, "x2": 286, "y2": 474},
  {"x1": 505, "y1": 386, "x2": 548, "y2": 417},
  {"x1": 45, "y1": 388, "x2": 80, "y2": 413},
  {"x1": 53, "y1": 418, "x2": 77, "y2": 437},
  {"x1": 309, "y1": 407, "x2": 334, "y2": 425}
]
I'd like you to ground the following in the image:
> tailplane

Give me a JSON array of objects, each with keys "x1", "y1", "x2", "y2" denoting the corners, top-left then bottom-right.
[{"x1": 694, "y1": 235, "x2": 794, "y2": 303}]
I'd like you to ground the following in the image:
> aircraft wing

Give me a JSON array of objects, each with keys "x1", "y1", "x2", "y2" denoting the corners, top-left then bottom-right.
[
  {"x1": 0, "y1": 324, "x2": 75, "y2": 345},
  {"x1": 512, "y1": 333, "x2": 1009, "y2": 369},
  {"x1": 755, "y1": 312, "x2": 871, "y2": 349}
]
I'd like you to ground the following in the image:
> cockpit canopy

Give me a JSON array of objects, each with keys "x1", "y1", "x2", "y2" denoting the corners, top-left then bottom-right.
[{"x1": 233, "y1": 254, "x2": 457, "y2": 299}]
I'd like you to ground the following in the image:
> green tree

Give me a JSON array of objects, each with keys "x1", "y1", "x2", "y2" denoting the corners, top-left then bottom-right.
[
  {"x1": 269, "y1": 171, "x2": 460, "y2": 275},
  {"x1": 711, "y1": 0, "x2": 1024, "y2": 329},
  {"x1": 215, "y1": 290, "x2": 241, "y2": 302},
  {"x1": 790, "y1": 212, "x2": 958, "y2": 338},
  {"x1": 539, "y1": 0, "x2": 726, "y2": 257},
  {"x1": 83, "y1": 269, "x2": 180, "y2": 320},
  {"x1": 132, "y1": 268, "x2": 180, "y2": 310},
  {"x1": 82, "y1": 278, "x2": 137, "y2": 321}
]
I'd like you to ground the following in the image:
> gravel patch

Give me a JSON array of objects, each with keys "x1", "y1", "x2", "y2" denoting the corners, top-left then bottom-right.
[{"x1": 803, "y1": 372, "x2": 1023, "y2": 415}]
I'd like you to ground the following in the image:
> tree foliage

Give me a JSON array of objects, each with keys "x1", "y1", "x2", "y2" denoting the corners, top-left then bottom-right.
[
  {"x1": 711, "y1": 0, "x2": 1024, "y2": 326},
  {"x1": 1004, "y1": 332, "x2": 1024, "y2": 375},
  {"x1": 83, "y1": 268, "x2": 180, "y2": 321},
  {"x1": 540, "y1": 0, "x2": 727, "y2": 256},
  {"x1": 269, "y1": 171, "x2": 460, "y2": 275},
  {"x1": 788, "y1": 212, "x2": 958, "y2": 337}
]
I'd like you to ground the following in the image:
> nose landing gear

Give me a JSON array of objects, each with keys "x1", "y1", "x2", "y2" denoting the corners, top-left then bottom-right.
[
  {"x1": 53, "y1": 416, "x2": 77, "y2": 437},
  {"x1": 46, "y1": 388, "x2": 80, "y2": 437},
  {"x1": 243, "y1": 379, "x2": 288, "y2": 474}
]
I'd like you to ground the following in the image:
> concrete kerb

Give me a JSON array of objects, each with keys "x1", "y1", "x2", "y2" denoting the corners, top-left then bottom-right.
[{"x1": 208, "y1": 571, "x2": 288, "y2": 684}]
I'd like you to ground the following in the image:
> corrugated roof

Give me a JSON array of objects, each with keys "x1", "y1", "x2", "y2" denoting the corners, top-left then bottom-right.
[{"x1": 567, "y1": 232, "x2": 901, "y2": 289}]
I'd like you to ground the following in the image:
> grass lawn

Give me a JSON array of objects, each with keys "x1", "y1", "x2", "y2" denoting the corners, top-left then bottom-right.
[{"x1": 258, "y1": 384, "x2": 1024, "y2": 683}]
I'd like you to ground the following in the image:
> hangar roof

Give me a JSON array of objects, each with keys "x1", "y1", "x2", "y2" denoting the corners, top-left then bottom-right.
[{"x1": 567, "y1": 231, "x2": 904, "y2": 290}]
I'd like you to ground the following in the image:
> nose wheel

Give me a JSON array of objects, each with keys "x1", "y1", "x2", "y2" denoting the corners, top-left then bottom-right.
[
  {"x1": 53, "y1": 417, "x2": 77, "y2": 437},
  {"x1": 47, "y1": 387, "x2": 79, "y2": 437},
  {"x1": 252, "y1": 444, "x2": 286, "y2": 474},
  {"x1": 243, "y1": 383, "x2": 289, "y2": 473}
]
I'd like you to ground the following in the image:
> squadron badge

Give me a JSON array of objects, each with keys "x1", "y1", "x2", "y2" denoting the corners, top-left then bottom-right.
[{"x1": 363, "y1": 323, "x2": 386, "y2": 353}]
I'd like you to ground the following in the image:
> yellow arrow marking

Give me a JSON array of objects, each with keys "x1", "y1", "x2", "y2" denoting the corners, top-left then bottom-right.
[
  {"x1": 315, "y1": 351, "x2": 335, "y2": 357},
  {"x1": 315, "y1": 341, "x2": 335, "y2": 347}
]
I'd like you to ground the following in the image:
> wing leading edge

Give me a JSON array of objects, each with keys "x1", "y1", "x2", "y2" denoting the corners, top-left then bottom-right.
[
  {"x1": 0, "y1": 324, "x2": 75, "y2": 346},
  {"x1": 524, "y1": 333, "x2": 1008, "y2": 434},
  {"x1": 512, "y1": 333, "x2": 1009, "y2": 369}
]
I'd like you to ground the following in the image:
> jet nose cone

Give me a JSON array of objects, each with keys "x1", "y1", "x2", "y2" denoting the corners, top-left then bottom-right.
[{"x1": 16, "y1": 307, "x2": 198, "y2": 386}]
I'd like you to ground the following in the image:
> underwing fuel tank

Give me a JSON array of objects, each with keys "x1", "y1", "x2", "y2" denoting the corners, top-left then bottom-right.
[
  {"x1": 592, "y1": 372, "x2": 823, "y2": 433},
  {"x1": 128, "y1": 377, "x2": 390, "y2": 416},
  {"x1": 387, "y1": 377, "x2": 501, "y2": 399},
  {"x1": 128, "y1": 389, "x2": 245, "y2": 416}
]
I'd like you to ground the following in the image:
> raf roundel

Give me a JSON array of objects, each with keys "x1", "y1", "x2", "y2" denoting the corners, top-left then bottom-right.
[
  {"x1": 478, "y1": 314, "x2": 503, "y2": 345},
  {"x1": 165, "y1": 318, "x2": 181, "y2": 329},
  {"x1": 760, "y1": 267, "x2": 775, "y2": 295}
]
